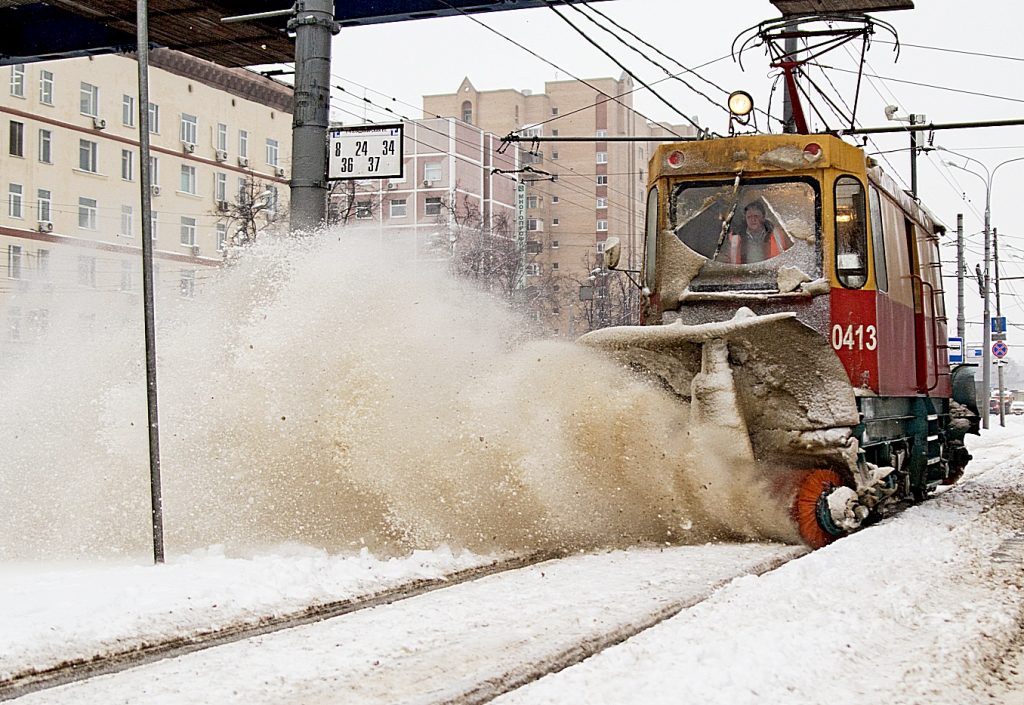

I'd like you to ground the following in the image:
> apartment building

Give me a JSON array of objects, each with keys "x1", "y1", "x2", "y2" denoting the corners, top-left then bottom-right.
[
  {"x1": 328, "y1": 117, "x2": 518, "y2": 262},
  {"x1": 424, "y1": 75, "x2": 696, "y2": 305},
  {"x1": 2, "y1": 50, "x2": 292, "y2": 341}
]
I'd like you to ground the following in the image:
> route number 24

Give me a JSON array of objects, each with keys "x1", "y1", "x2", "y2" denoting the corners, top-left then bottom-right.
[{"x1": 831, "y1": 324, "x2": 877, "y2": 351}]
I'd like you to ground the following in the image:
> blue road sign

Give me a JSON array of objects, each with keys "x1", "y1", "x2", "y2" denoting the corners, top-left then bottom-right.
[
  {"x1": 992, "y1": 316, "x2": 1007, "y2": 334},
  {"x1": 948, "y1": 336, "x2": 964, "y2": 363}
]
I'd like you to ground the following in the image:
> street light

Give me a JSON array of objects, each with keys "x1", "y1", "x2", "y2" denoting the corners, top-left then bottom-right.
[{"x1": 943, "y1": 152, "x2": 1024, "y2": 429}]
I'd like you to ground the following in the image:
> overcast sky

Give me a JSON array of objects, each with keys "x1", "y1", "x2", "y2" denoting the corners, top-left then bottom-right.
[{"x1": 312, "y1": 0, "x2": 1024, "y2": 351}]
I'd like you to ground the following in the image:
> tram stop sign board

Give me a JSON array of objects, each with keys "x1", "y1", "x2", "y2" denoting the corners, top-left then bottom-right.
[
  {"x1": 993, "y1": 341, "x2": 1008, "y2": 359},
  {"x1": 948, "y1": 336, "x2": 964, "y2": 363},
  {"x1": 328, "y1": 124, "x2": 404, "y2": 180}
]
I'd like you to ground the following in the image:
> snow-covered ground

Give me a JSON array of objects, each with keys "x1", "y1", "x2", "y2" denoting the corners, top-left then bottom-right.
[{"x1": 2, "y1": 417, "x2": 1022, "y2": 704}]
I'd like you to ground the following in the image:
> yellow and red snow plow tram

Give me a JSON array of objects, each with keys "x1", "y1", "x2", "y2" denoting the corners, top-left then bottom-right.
[{"x1": 582, "y1": 133, "x2": 980, "y2": 548}]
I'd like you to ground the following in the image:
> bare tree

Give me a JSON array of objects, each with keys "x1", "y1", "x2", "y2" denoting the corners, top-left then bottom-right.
[
  {"x1": 216, "y1": 175, "x2": 286, "y2": 248},
  {"x1": 326, "y1": 180, "x2": 382, "y2": 226},
  {"x1": 572, "y1": 250, "x2": 641, "y2": 333}
]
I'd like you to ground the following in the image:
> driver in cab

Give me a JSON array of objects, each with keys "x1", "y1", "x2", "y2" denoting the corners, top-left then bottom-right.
[{"x1": 722, "y1": 200, "x2": 793, "y2": 264}]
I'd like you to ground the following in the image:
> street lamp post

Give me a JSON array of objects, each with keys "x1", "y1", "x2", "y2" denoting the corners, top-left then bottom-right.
[{"x1": 945, "y1": 154, "x2": 1024, "y2": 430}]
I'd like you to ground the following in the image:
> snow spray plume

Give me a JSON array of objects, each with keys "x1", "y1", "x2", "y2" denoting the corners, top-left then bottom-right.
[{"x1": 0, "y1": 230, "x2": 799, "y2": 560}]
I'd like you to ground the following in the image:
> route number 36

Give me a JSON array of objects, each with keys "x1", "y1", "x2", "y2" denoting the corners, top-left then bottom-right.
[{"x1": 831, "y1": 323, "x2": 877, "y2": 351}]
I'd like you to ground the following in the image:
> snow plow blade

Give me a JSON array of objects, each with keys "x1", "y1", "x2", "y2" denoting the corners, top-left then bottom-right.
[{"x1": 578, "y1": 308, "x2": 861, "y2": 481}]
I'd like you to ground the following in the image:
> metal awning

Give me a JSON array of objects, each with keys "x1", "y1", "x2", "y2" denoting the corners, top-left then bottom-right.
[
  {"x1": 770, "y1": 0, "x2": 913, "y2": 14},
  {"x1": 1, "y1": 1, "x2": 609, "y2": 67}
]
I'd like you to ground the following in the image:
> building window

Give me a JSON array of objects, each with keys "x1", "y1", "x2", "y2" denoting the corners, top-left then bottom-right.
[
  {"x1": 527, "y1": 218, "x2": 542, "y2": 232},
  {"x1": 596, "y1": 152, "x2": 608, "y2": 164},
  {"x1": 390, "y1": 199, "x2": 407, "y2": 217},
  {"x1": 180, "y1": 113, "x2": 198, "y2": 146},
  {"x1": 180, "y1": 164, "x2": 197, "y2": 194},
  {"x1": 37, "y1": 189, "x2": 51, "y2": 222},
  {"x1": 527, "y1": 195, "x2": 540, "y2": 209},
  {"x1": 180, "y1": 270, "x2": 196, "y2": 298},
  {"x1": 597, "y1": 197, "x2": 607, "y2": 209},
  {"x1": 597, "y1": 175, "x2": 608, "y2": 185},
  {"x1": 552, "y1": 129, "x2": 559, "y2": 137},
  {"x1": 78, "y1": 198, "x2": 98, "y2": 230},
  {"x1": 596, "y1": 220, "x2": 608, "y2": 231},
  {"x1": 552, "y1": 151, "x2": 559, "y2": 160},
  {"x1": 239, "y1": 130, "x2": 249, "y2": 158},
  {"x1": 551, "y1": 240, "x2": 559, "y2": 249},
  {"x1": 120, "y1": 260, "x2": 134, "y2": 292},
  {"x1": 266, "y1": 186, "x2": 278, "y2": 215},
  {"x1": 78, "y1": 139, "x2": 98, "y2": 172},
  {"x1": 552, "y1": 196, "x2": 559, "y2": 204},
  {"x1": 424, "y1": 162, "x2": 442, "y2": 183},
  {"x1": 8, "y1": 184, "x2": 23, "y2": 218},
  {"x1": 424, "y1": 197, "x2": 442, "y2": 216},
  {"x1": 120, "y1": 205, "x2": 134, "y2": 237},
  {"x1": 552, "y1": 262, "x2": 559, "y2": 270},
  {"x1": 38, "y1": 129, "x2": 51, "y2": 163},
  {"x1": 461, "y1": 100, "x2": 472, "y2": 124},
  {"x1": 80, "y1": 82, "x2": 99, "y2": 117},
  {"x1": 150, "y1": 211, "x2": 158, "y2": 240},
  {"x1": 148, "y1": 102, "x2": 160, "y2": 133},
  {"x1": 38, "y1": 70, "x2": 53, "y2": 104},
  {"x1": 10, "y1": 64, "x2": 25, "y2": 98},
  {"x1": 266, "y1": 138, "x2": 279, "y2": 166},
  {"x1": 216, "y1": 223, "x2": 228, "y2": 251},
  {"x1": 121, "y1": 149, "x2": 134, "y2": 181},
  {"x1": 525, "y1": 262, "x2": 540, "y2": 276},
  {"x1": 122, "y1": 95, "x2": 135, "y2": 127},
  {"x1": 37, "y1": 249, "x2": 50, "y2": 279},
  {"x1": 552, "y1": 218, "x2": 560, "y2": 226},
  {"x1": 179, "y1": 216, "x2": 196, "y2": 246},
  {"x1": 596, "y1": 129, "x2": 607, "y2": 138},
  {"x1": 149, "y1": 156, "x2": 160, "y2": 185},
  {"x1": 78, "y1": 256, "x2": 96, "y2": 287},
  {"x1": 356, "y1": 201, "x2": 372, "y2": 219},
  {"x1": 551, "y1": 107, "x2": 559, "y2": 116},
  {"x1": 9, "y1": 120, "x2": 24, "y2": 157},
  {"x1": 215, "y1": 172, "x2": 227, "y2": 203},
  {"x1": 237, "y1": 176, "x2": 247, "y2": 202},
  {"x1": 8, "y1": 245, "x2": 23, "y2": 279},
  {"x1": 596, "y1": 241, "x2": 606, "y2": 253},
  {"x1": 216, "y1": 123, "x2": 228, "y2": 152}
]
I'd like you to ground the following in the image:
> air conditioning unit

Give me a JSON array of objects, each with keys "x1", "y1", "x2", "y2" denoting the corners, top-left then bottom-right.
[
  {"x1": 215, "y1": 149, "x2": 228, "y2": 162},
  {"x1": 386, "y1": 183, "x2": 396, "y2": 190},
  {"x1": 182, "y1": 142, "x2": 196, "y2": 154},
  {"x1": 37, "y1": 220, "x2": 53, "y2": 232},
  {"x1": 423, "y1": 180, "x2": 435, "y2": 187},
  {"x1": 216, "y1": 200, "x2": 230, "y2": 212},
  {"x1": 237, "y1": 156, "x2": 250, "y2": 168},
  {"x1": 274, "y1": 167, "x2": 286, "y2": 178},
  {"x1": 151, "y1": 184, "x2": 162, "y2": 196},
  {"x1": 92, "y1": 117, "x2": 106, "y2": 130},
  {"x1": 190, "y1": 245, "x2": 200, "y2": 256}
]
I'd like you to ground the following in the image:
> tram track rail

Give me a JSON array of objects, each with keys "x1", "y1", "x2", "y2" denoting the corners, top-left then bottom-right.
[{"x1": 0, "y1": 550, "x2": 563, "y2": 702}]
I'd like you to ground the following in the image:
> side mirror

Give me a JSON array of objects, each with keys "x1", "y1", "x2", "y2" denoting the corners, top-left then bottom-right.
[{"x1": 604, "y1": 237, "x2": 621, "y2": 270}]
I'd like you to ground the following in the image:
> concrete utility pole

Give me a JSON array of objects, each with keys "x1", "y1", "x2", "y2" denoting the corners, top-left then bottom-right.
[
  {"x1": 781, "y1": 26, "x2": 799, "y2": 134},
  {"x1": 956, "y1": 213, "x2": 965, "y2": 341},
  {"x1": 995, "y1": 227, "x2": 1005, "y2": 427},
  {"x1": 289, "y1": 0, "x2": 337, "y2": 231}
]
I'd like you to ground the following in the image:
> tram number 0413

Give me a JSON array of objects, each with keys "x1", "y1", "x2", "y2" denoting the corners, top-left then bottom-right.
[{"x1": 831, "y1": 324, "x2": 877, "y2": 351}]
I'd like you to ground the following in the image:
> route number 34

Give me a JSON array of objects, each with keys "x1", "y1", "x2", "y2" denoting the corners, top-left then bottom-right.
[{"x1": 831, "y1": 323, "x2": 877, "y2": 351}]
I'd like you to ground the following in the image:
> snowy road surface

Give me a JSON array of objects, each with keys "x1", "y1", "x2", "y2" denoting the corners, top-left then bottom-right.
[{"x1": 2, "y1": 423, "x2": 1023, "y2": 704}]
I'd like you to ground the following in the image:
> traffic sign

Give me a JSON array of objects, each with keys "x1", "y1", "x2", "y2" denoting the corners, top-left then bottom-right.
[
  {"x1": 328, "y1": 124, "x2": 403, "y2": 180},
  {"x1": 992, "y1": 341, "x2": 1008, "y2": 359},
  {"x1": 948, "y1": 336, "x2": 964, "y2": 363}
]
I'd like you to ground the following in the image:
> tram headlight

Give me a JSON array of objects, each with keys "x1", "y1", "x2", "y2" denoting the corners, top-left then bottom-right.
[{"x1": 727, "y1": 91, "x2": 754, "y2": 118}]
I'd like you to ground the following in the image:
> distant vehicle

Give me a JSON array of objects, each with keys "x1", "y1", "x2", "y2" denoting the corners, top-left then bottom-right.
[{"x1": 1011, "y1": 401, "x2": 1024, "y2": 416}]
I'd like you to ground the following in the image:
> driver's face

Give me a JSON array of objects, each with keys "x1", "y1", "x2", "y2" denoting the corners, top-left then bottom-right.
[{"x1": 745, "y1": 209, "x2": 764, "y2": 231}]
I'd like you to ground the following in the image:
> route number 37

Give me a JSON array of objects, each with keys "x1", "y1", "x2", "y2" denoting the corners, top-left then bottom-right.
[{"x1": 831, "y1": 323, "x2": 877, "y2": 351}]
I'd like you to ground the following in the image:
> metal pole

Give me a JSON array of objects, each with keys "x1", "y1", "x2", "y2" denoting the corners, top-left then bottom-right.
[
  {"x1": 136, "y1": 0, "x2": 164, "y2": 564},
  {"x1": 982, "y1": 188, "x2": 991, "y2": 430},
  {"x1": 288, "y1": 0, "x2": 337, "y2": 232},
  {"x1": 956, "y1": 213, "x2": 964, "y2": 341},
  {"x1": 995, "y1": 226, "x2": 1005, "y2": 427},
  {"x1": 782, "y1": 25, "x2": 799, "y2": 134},
  {"x1": 909, "y1": 114, "x2": 918, "y2": 198}
]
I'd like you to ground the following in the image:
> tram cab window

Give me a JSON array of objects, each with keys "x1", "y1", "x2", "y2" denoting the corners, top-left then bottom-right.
[
  {"x1": 671, "y1": 179, "x2": 816, "y2": 265},
  {"x1": 835, "y1": 176, "x2": 868, "y2": 289},
  {"x1": 868, "y1": 185, "x2": 888, "y2": 292}
]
